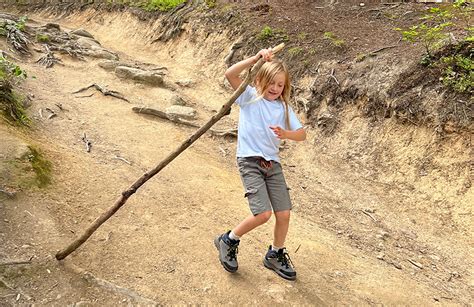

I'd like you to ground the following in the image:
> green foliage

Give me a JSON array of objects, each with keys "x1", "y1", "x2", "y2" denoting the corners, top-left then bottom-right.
[
  {"x1": 258, "y1": 26, "x2": 273, "y2": 40},
  {"x1": 16, "y1": 16, "x2": 27, "y2": 31},
  {"x1": 142, "y1": 0, "x2": 185, "y2": 12},
  {"x1": 396, "y1": 0, "x2": 472, "y2": 64},
  {"x1": 297, "y1": 32, "x2": 307, "y2": 40},
  {"x1": 257, "y1": 26, "x2": 289, "y2": 42},
  {"x1": 288, "y1": 46, "x2": 303, "y2": 58},
  {"x1": 0, "y1": 56, "x2": 29, "y2": 126},
  {"x1": 397, "y1": 22, "x2": 452, "y2": 60},
  {"x1": 440, "y1": 54, "x2": 473, "y2": 93},
  {"x1": 465, "y1": 27, "x2": 474, "y2": 42},
  {"x1": 25, "y1": 146, "x2": 52, "y2": 187},
  {"x1": 36, "y1": 34, "x2": 50, "y2": 43},
  {"x1": 0, "y1": 56, "x2": 27, "y2": 81},
  {"x1": 323, "y1": 32, "x2": 345, "y2": 48},
  {"x1": 205, "y1": 0, "x2": 216, "y2": 9}
]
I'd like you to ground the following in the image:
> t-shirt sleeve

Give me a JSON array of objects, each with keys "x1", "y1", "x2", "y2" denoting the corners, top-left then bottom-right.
[
  {"x1": 235, "y1": 85, "x2": 256, "y2": 106},
  {"x1": 288, "y1": 106, "x2": 303, "y2": 131}
]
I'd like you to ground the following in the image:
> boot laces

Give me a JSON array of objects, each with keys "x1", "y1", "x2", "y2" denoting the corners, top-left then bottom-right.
[
  {"x1": 227, "y1": 243, "x2": 239, "y2": 261},
  {"x1": 277, "y1": 250, "x2": 295, "y2": 269}
]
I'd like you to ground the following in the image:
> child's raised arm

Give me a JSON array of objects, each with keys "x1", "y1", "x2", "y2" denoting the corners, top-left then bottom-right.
[{"x1": 225, "y1": 48, "x2": 273, "y2": 90}]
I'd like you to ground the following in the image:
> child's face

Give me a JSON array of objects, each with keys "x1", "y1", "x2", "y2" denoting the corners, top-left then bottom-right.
[{"x1": 261, "y1": 71, "x2": 286, "y2": 101}]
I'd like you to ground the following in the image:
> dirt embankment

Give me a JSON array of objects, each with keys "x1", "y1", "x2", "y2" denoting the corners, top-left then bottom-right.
[{"x1": 1, "y1": 1, "x2": 472, "y2": 305}]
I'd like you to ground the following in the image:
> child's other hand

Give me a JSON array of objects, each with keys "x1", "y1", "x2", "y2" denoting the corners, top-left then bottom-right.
[
  {"x1": 255, "y1": 48, "x2": 273, "y2": 63},
  {"x1": 269, "y1": 125, "x2": 287, "y2": 139}
]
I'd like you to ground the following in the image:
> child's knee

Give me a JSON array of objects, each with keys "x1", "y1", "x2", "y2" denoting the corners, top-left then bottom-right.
[
  {"x1": 275, "y1": 210, "x2": 290, "y2": 221},
  {"x1": 256, "y1": 211, "x2": 272, "y2": 223}
]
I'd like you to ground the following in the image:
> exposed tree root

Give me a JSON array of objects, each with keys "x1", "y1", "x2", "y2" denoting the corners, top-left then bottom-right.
[
  {"x1": 132, "y1": 106, "x2": 237, "y2": 138},
  {"x1": 72, "y1": 83, "x2": 129, "y2": 103}
]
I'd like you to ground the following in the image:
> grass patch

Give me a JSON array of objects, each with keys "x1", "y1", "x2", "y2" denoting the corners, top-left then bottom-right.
[
  {"x1": 288, "y1": 46, "x2": 303, "y2": 58},
  {"x1": 324, "y1": 32, "x2": 345, "y2": 48},
  {"x1": 142, "y1": 0, "x2": 186, "y2": 12},
  {"x1": 205, "y1": 0, "x2": 216, "y2": 9},
  {"x1": 36, "y1": 34, "x2": 50, "y2": 43},
  {"x1": 257, "y1": 25, "x2": 289, "y2": 42},
  {"x1": 24, "y1": 146, "x2": 52, "y2": 188}
]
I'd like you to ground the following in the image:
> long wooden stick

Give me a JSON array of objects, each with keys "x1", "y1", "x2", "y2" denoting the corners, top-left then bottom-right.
[{"x1": 55, "y1": 43, "x2": 285, "y2": 260}]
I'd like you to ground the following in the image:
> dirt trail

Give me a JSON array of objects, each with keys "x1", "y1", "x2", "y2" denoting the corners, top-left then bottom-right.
[{"x1": 1, "y1": 8, "x2": 472, "y2": 306}]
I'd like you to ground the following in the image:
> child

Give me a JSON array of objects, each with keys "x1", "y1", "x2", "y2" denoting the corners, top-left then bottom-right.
[{"x1": 214, "y1": 48, "x2": 306, "y2": 281}]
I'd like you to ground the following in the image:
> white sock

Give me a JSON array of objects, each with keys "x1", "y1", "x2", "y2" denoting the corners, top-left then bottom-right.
[
  {"x1": 229, "y1": 231, "x2": 240, "y2": 241},
  {"x1": 272, "y1": 245, "x2": 283, "y2": 251}
]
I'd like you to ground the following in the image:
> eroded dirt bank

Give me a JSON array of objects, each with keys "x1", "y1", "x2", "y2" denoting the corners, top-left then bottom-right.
[{"x1": 1, "y1": 2, "x2": 472, "y2": 305}]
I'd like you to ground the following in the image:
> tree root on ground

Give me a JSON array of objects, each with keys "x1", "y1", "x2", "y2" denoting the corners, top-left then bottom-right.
[{"x1": 72, "y1": 83, "x2": 129, "y2": 103}]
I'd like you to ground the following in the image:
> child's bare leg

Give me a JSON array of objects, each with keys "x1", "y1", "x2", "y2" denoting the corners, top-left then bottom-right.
[
  {"x1": 273, "y1": 210, "x2": 290, "y2": 247},
  {"x1": 233, "y1": 211, "x2": 272, "y2": 237}
]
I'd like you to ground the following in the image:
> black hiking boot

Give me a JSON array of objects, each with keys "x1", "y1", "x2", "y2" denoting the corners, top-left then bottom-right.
[
  {"x1": 214, "y1": 231, "x2": 239, "y2": 273},
  {"x1": 263, "y1": 245, "x2": 296, "y2": 281}
]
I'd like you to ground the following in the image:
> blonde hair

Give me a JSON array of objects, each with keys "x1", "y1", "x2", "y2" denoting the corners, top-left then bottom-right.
[{"x1": 254, "y1": 60, "x2": 291, "y2": 129}]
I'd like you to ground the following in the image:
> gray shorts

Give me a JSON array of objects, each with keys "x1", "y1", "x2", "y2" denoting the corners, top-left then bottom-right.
[{"x1": 237, "y1": 156, "x2": 292, "y2": 215}]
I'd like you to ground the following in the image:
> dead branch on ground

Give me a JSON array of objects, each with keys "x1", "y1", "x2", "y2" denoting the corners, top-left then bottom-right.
[
  {"x1": 72, "y1": 83, "x2": 129, "y2": 103},
  {"x1": 361, "y1": 209, "x2": 377, "y2": 222},
  {"x1": 0, "y1": 256, "x2": 33, "y2": 266}
]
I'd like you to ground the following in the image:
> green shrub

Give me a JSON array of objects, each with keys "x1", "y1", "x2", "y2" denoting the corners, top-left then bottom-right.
[
  {"x1": 143, "y1": 0, "x2": 186, "y2": 12},
  {"x1": 0, "y1": 56, "x2": 29, "y2": 126},
  {"x1": 440, "y1": 54, "x2": 473, "y2": 93},
  {"x1": 258, "y1": 26, "x2": 273, "y2": 40}
]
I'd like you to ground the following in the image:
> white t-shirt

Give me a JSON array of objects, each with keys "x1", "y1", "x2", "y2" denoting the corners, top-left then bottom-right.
[{"x1": 235, "y1": 85, "x2": 303, "y2": 163}]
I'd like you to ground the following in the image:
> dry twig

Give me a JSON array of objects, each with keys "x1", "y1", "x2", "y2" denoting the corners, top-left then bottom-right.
[
  {"x1": 361, "y1": 209, "x2": 377, "y2": 222},
  {"x1": 81, "y1": 132, "x2": 92, "y2": 153}
]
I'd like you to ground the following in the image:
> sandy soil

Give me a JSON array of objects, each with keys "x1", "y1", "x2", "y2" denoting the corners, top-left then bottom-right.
[{"x1": 1, "y1": 4, "x2": 472, "y2": 306}]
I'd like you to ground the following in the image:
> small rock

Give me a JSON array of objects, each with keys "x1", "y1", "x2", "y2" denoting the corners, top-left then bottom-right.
[
  {"x1": 86, "y1": 48, "x2": 119, "y2": 61},
  {"x1": 165, "y1": 105, "x2": 197, "y2": 120},
  {"x1": 334, "y1": 271, "x2": 344, "y2": 277},
  {"x1": 71, "y1": 28, "x2": 95, "y2": 39},
  {"x1": 98, "y1": 60, "x2": 120, "y2": 71},
  {"x1": 376, "y1": 253, "x2": 385, "y2": 260},
  {"x1": 376, "y1": 231, "x2": 389, "y2": 240},
  {"x1": 45, "y1": 23, "x2": 60, "y2": 31},
  {"x1": 171, "y1": 94, "x2": 187, "y2": 106},
  {"x1": 115, "y1": 66, "x2": 163, "y2": 86},
  {"x1": 175, "y1": 79, "x2": 195, "y2": 87},
  {"x1": 75, "y1": 36, "x2": 101, "y2": 49}
]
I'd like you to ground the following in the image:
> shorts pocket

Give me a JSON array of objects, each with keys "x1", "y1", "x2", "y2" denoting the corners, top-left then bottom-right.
[{"x1": 244, "y1": 188, "x2": 258, "y2": 198}]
